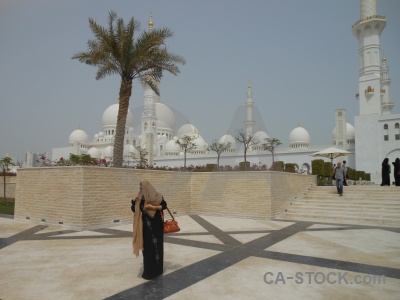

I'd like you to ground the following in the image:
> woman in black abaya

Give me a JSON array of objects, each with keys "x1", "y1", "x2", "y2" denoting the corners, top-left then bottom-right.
[
  {"x1": 380, "y1": 158, "x2": 391, "y2": 186},
  {"x1": 131, "y1": 181, "x2": 167, "y2": 280}
]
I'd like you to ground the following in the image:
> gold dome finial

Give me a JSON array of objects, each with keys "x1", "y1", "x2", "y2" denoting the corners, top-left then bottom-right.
[
  {"x1": 149, "y1": 13, "x2": 153, "y2": 29},
  {"x1": 248, "y1": 82, "x2": 251, "y2": 89},
  {"x1": 157, "y1": 96, "x2": 161, "y2": 103},
  {"x1": 382, "y1": 51, "x2": 386, "y2": 63},
  {"x1": 297, "y1": 121, "x2": 301, "y2": 127}
]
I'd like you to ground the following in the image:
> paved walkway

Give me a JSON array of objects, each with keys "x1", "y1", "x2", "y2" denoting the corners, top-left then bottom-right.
[{"x1": 1, "y1": 213, "x2": 399, "y2": 299}]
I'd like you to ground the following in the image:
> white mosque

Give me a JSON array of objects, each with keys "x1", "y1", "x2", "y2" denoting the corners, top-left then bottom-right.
[{"x1": 30, "y1": 0, "x2": 399, "y2": 183}]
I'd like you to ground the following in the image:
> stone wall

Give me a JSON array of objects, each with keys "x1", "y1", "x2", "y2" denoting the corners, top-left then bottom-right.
[
  {"x1": 15, "y1": 167, "x2": 316, "y2": 230},
  {"x1": 0, "y1": 176, "x2": 17, "y2": 198}
]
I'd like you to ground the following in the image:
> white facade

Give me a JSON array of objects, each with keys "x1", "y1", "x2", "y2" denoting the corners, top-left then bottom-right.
[{"x1": 352, "y1": 0, "x2": 400, "y2": 180}]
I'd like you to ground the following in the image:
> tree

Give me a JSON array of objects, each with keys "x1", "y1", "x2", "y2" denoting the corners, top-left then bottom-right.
[
  {"x1": 131, "y1": 146, "x2": 149, "y2": 169},
  {"x1": 207, "y1": 140, "x2": 231, "y2": 168},
  {"x1": 262, "y1": 138, "x2": 282, "y2": 168},
  {"x1": 175, "y1": 135, "x2": 197, "y2": 168},
  {"x1": 72, "y1": 11, "x2": 185, "y2": 167},
  {"x1": 0, "y1": 156, "x2": 15, "y2": 204},
  {"x1": 235, "y1": 129, "x2": 259, "y2": 163}
]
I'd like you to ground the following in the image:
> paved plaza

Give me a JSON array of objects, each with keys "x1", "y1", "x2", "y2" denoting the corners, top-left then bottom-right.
[{"x1": 1, "y1": 212, "x2": 400, "y2": 299}]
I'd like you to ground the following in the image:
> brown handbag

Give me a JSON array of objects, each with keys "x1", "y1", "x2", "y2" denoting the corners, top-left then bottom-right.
[{"x1": 162, "y1": 207, "x2": 180, "y2": 234}]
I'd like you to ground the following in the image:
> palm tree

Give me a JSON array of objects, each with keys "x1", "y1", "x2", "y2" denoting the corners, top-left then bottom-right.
[{"x1": 72, "y1": 12, "x2": 185, "y2": 167}]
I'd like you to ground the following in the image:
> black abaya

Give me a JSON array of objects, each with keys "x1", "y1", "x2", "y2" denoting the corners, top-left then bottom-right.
[{"x1": 140, "y1": 198, "x2": 167, "y2": 280}]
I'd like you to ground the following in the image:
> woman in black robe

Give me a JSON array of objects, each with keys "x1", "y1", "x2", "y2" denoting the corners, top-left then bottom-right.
[
  {"x1": 380, "y1": 158, "x2": 391, "y2": 186},
  {"x1": 131, "y1": 181, "x2": 167, "y2": 280},
  {"x1": 392, "y1": 158, "x2": 400, "y2": 186}
]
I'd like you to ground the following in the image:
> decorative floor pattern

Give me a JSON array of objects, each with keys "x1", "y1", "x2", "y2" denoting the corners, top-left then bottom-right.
[{"x1": 0, "y1": 214, "x2": 399, "y2": 300}]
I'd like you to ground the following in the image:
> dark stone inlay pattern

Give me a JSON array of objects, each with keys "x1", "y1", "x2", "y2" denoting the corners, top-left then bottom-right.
[
  {"x1": 189, "y1": 215, "x2": 242, "y2": 246},
  {"x1": 106, "y1": 221, "x2": 311, "y2": 299},
  {"x1": 257, "y1": 250, "x2": 400, "y2": 279},
  {"x1": 0, "y1": 225, "x2": 46, "y2": 249}
]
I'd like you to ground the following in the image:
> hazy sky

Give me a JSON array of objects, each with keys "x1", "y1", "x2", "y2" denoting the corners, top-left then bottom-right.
[{"x1": 1, "y1": 0, "x2": 399, "y2": 162}]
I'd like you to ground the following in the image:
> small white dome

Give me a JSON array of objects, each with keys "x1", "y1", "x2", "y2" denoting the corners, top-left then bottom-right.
[
  {"x1": 94, "y1": 134, "x2": 99, "y2": 139},
  {"x1": 98, "y1": 132, "x2": 104, "y2": 137},
  {"x1": 176, "y1": 123, "x2": 199, "y2": 138},
  {"x1": 69, "y1": 129, "x2": 88, "y2": 144},
  {"x1": 346, "y1": 123, "x2": 355, "y2": 140},
  {"x1": 123, "y1": 144, "x2": 137, "y2": 156},
  {"x1": 192, "y1": 136, "x2": 206, "y2": 151},
  {"x1": 156, "y1": 102, "x2": 176, "y2": 131},
  {"x1": 332, "y1": 123, "x2": 355, "y2": 141},
  {"x1": 219, "y1": 134, "x2": 236, "y2": 149},
  {"x1": 103, "y1": 146, "x2": 114, "y2": 157},
  {"x1": 87, "y1": 147, "x2": 101, "y2": 158},
  {"x1": 165, "y1": 139, "x2": 181, "y2": 153},
  {"x1": 253, "y1": 130, "x2": 270, "y2": 144},
  {"x1": 289, "y1": 126, "x2": 310, "y2": 145},
  {"x1": 128, "y1": 127, "x2": 135, "y2": 133},
  {"x1": 102, "y1": 103, "x2": 134, "y2": 128}
]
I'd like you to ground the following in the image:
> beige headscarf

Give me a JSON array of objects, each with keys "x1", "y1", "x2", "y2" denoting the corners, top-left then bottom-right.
[{"x1": 132, "y1": 181, "x2": 163, "y2": 257}]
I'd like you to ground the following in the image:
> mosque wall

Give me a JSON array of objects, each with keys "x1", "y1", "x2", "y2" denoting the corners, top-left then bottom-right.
[{"x1": 15, "y1": 167, "x2": 316, "y2": 230}]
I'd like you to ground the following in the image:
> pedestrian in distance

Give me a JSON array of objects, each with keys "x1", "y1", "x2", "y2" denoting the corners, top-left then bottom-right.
[
  {"x1": 342, "y1": 160, "x2": 348, "y2": 186},
  {"x1": 392, "y1": 157, "x2": 400, "y2": 186},
  {"x1": 131, "y1": 180, "x2": 167, "y2": 280},
  {"x1": 380, "y1": 158, "x2": 391, "y2": 186},
  {"x1": 333, "y1": 162, "x2": 345, "y2": 196}
]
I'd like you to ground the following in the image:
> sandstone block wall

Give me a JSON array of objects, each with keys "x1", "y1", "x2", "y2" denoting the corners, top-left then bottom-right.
[
  {"x1": 15, "y1": 167, "x2": 316, "y2": 230},
  {"x1": 0, "y1": 176, "x2": 17, "y2": 198}
]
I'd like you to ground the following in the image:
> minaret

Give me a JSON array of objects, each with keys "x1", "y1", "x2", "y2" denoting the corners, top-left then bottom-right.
[
  {"x1": 380, "y1": 53, "x2": 394, "y2": 115},
  {"x1": 244, "y1": 83, "x2": 255, "y2": 137},
  {"x1": 140, "y1": 14, "x2": 158, "y2": 166},
  {"x1": 352, "y1": 0, "x2": 386, "y2": 115},
  {"x1": 334, "y1": 109, "x2": 348, "y2": 150}
]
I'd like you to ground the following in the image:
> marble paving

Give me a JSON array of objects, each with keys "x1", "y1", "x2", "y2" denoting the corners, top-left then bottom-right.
[{"x1": 0, "y1": 213, "x2": 399, "y2": 300}]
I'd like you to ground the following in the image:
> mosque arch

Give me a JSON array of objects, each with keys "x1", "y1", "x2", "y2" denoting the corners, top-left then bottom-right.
[{"x1": 299, "y1": 163, "x2": 310, "y2": 174}]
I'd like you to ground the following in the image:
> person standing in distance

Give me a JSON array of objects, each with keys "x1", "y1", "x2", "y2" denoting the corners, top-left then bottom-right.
[
  {"x1": 333, "y1": 162, "x2": 345, "y2": 196},
  {"x1": 342, "y1": 160, "x2": 348, "y2": 186}
]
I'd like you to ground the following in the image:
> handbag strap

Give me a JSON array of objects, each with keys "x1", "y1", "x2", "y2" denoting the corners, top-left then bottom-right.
[{"x1": 161, "y1": 207, "x2": 175, "y2": 221}]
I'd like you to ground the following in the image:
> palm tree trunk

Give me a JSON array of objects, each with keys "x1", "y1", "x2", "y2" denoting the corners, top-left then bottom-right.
[{"x1": 113, "y1": 78, "x2": 132, "y2": 168}]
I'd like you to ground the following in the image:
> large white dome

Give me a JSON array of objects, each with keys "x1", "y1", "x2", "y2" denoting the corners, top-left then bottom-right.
[
  {"x1": 219, "y1": 134, "x2": 236, "y2": 149},
  {"x1": 176, "y1": 123, "x2": 199, "y2": 138},
  {"x1": 102, "y1": 103, "x2": 134, "y2": 128},
  {"x1": 289, "y1": 126, "x2": 310, "y2": 145},
  {"x1": 69, "y1": 128, "x2": 88, "y2": 144},
  {"x1": 156, "y1": 102, "x2": 176, "y2": 131}
]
